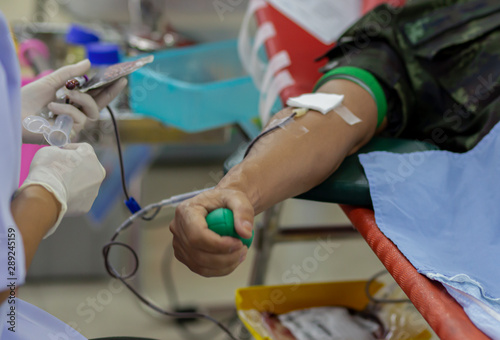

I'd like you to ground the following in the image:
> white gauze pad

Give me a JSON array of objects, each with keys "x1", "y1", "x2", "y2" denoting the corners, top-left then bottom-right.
[{"x1": 286, "y1": 93, "x2": 362, "y2": 125}]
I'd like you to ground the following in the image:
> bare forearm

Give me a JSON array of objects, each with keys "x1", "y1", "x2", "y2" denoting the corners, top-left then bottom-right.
[
  {"x1": 218, "y1": 79, "x2": 380, "y2": 214},
  {"x1": 0, "y1": 185, "x2": 60, "y2": 303},
  {"x1": 11, "y1": 185, "x2": 60, "y2": 266}
]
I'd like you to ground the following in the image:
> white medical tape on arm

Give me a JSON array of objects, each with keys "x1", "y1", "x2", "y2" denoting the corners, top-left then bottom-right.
[
  {"x1": 333, "y1": 105, "x2": 362, "y2": 125},
  {"x1": 286, "y1": 93, "x2": 362, "y2": 125}
]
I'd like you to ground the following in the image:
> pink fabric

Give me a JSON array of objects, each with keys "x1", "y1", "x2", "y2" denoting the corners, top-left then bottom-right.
[
  {"x1": 19, "y1": 67, "x2": 51, "y2": 187},
  {"x1": 19, "y1": 144, "x2": 45, "y2": 187}
]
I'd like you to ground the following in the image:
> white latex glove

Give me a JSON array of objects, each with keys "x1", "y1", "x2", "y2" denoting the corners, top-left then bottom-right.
[
  {"x1": 18, "y1": 143, "x2": 106, "y2": 237},
  {"x1": 21, "y1": 59, "x2": 127, "y2": 143}
]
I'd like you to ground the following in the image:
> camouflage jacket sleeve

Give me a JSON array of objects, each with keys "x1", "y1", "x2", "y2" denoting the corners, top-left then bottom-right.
[{"x1": 318, "y1": 0, "x2": 500, "y2": 152}]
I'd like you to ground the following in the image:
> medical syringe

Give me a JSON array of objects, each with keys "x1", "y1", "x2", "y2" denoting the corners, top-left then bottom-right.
[
  {"x1": 23, "y1": 75, "x2": 88, "y2": 147},
  {"x1": 23, "y1": 56, "x2": 154, "y2": 147}
]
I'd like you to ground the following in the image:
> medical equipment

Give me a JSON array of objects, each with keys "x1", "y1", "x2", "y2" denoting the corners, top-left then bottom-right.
[
  {"x1": 23, "y1": 114, "x2": 73, "y2": 147},
  {"x1": 23, "y1": 74, "x2": 89, "y2": 147},
  {"x1": 22, "y1": 56, "x2": 154, "y2": 147},
  {"x1": 65, "y1": 75, "x2": 89, "y2": 90},
  {"x1": 80, "y1": 55, "x2": 154, "y2": 92},
  {"x1": 102, "y1": 188, "x2": 247, "y2": 340},
  {"x1": 244, "y1": 110, "x2": 298, "y2": 158},
  {"x1": 244, "y1": 92, "x2": 364, "y2": 158},
  {"x1": 101, "y1": 105, "x2": 260, "y2": 339},
  {"x1": 287, "y1": 93, "x2": 362, "y2": 125},
  {"x1": 266, "y1": 307, "x2": 383, "y2": 340},
  {"x1": 22, "y1": 87, "x2": 75, "y2": 147}
]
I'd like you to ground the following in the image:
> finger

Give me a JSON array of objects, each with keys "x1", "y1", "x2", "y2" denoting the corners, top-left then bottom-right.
[
  {"x1": 47, "y1": 102, "x2": 87, "y2": 133},
  {"x1": 85, "y1": 78, "x2": 123, "y2": 98},
  {"x1": 61, "y1": 143, "x2": 79, "y2": 151},
  {"x1": 173, "y1": 222, "x2": 244, "y2": 256},
  {"x1": 174, "y1": 239, "x2": 246, "y2": 272},
  {"x1": 193, "y1": 255, "x2": 246, "y2": 277},
  {"x1": 63, "y1": 142, "x2": 93, "y2": 153},
  {"x1": 172, "y1": 203, "x2": 243, "y2": 254},
  {"x1": 64, "y1": 90, "x2": 100, "y2": 121},
  {"x1": 183, "y1": 205, "x2": 244, "y2": 253},
  {"x1": 63, "y1": 143, "x2": 106, "y2": 177},
  {"x1": 93, "y1": 78, "x2": 127, "y2": 110},
  {"x1": 218, "y1": 191, "x2": 255, "y2": 240},
  {"x1": 61, "y1": 143, "x2": 95, "y2": 157},
  {"x1": 41, "y1": 60, "x2": 91, "y2": 92},
  {"x1": 196, "y1": 251, "x2": 247, "y2": 277},
  {"x1": 172, "y1": 240, "x2": 247, "y2": 277},
  {"x1": 194, "y1": 247, "x2": 247, "y2": 271},
  {"x1": 85, "y1": 84, "x2": 108, "y2": 98}
]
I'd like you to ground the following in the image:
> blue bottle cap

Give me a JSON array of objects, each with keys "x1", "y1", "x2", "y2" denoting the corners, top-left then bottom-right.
[
  {"x1": 86, "y1": 43, "x2": 121, "y2": 66},
  {"x1": 66, "y1": 25, "x2": 100, "y2": 45}
]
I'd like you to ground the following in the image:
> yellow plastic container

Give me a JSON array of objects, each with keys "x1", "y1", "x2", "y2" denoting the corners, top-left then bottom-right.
[{"x1": 235, "y1": 280, "x2": 383, "y2": 340}]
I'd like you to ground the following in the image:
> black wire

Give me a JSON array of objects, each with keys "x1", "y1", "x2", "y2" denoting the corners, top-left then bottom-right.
[
  {"x1": 103, "y1": 241, "x2": 139, "y2": 280},
  {"x1": 365, "y1": 270, "x2": 412, "y2": 304},
  {"x1": 105, "y1": 106, "x2": 403, "y2": 338},
  {"x1": 243, "y1": 112, "x2": 297, "y2": 158},
  {"x1": 102, "y1": 240, "x2": 239, "y2": 340},
  {"x1": 107, "y1": 106, "x2": 165, "y2": 222},
  {"x1": 162, "y1": 245, "x2": 240, "y2": 340},
  {"x1": 141, "y1": 206, "x2": 162, "y2": 221},
  {"x1": 162, "y1": 245, "x2": 180, "y2": 308},
  {"x1": 107, "y1": 105, "x2": 130, "y2": 201},
  {"x1": 104, "y1": 106, "x2": 241, "y2": 339}
]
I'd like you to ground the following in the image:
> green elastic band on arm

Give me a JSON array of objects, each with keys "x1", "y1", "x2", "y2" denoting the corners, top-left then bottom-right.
[{"x1": 313, "y1": 66, "x2": 387, "y2": 128}]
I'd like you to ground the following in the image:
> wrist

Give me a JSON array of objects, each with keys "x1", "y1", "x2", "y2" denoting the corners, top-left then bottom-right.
[
  {"x1": 10, "y1": 185, "x2": 63, "y2": 272},
  {"x1": 217, "y1": 165, "x2": 262, "y2": 213},
  {"x1": 15, "y1": 184, "x2": 62, "y2": 217}
]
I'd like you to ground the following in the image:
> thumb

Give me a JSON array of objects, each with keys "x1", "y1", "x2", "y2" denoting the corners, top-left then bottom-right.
[
  {"x1": 41, "y1": 59, "x2": 91, "y2": 91},
  {"x1": 236, "y1": 218, "x2": 254, "y2": 240},
  {"x1": 225, "y1": 195, "x2": 254, "y2": 240},
  {"x1": 63, "y1": 142, "x2": 97, "y2": 158}
]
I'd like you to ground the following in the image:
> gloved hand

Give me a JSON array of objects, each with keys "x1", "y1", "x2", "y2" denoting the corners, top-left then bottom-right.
[
  {"x1": 21, "y1": 59, "x2": 127, "y2": 143},
  {"x1": 18, "y1": 143, "x2": 106, "y2": 237}
]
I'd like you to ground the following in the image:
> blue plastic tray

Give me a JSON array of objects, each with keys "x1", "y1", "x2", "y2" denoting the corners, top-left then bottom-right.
[{"x1": 129, "y1": 40, "x2": 260, "y2": 132}]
